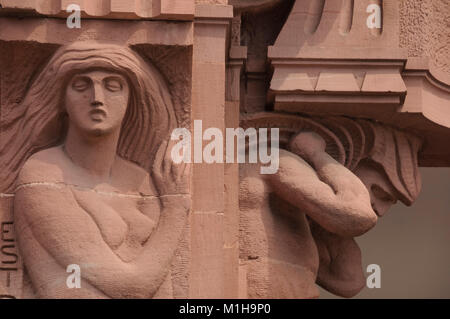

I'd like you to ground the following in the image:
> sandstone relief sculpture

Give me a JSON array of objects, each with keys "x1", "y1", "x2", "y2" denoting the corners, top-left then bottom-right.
[
  {"x1": 240, "y1": 114, "x2": 422, "y2": 298},
  {"x1": 0, "y1": 42, "x2": 190, "y2": 298},
  {"x1": 0, "y1": 0, "x2": 448, "y2": 301}
]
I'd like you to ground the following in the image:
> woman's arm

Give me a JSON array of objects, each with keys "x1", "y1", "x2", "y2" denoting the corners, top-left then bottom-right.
[
  {"x1": 14, "y1": 214, "x2": 110, "y2": 299},
  {"x1": 15, "y1": 143, "x2": 190, "y2": 298},
  {"x1": 265, "y1": 132, "x2": 377, "y2": 237},
  {"x1": 14, "y1": 181, "x2": 144, "y2": 298},
  {"x1": 135, "y1": 139, "x2": 190, "y2": 288}
]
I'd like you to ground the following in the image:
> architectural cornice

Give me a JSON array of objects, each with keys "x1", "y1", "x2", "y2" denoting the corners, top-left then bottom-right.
[{"x1": 0, "y1": 0, "x2": 195, "y2": 20}]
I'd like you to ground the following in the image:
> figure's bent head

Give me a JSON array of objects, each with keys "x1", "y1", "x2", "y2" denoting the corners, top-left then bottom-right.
[
  {"x1": 354, "y1": 160, "x2": 398, "y2": 217},
  {"x1": 314, "y1": 117, "x2": 422, "y2": 218},
  {"x1": 347, "y1": 120, "x2": 422, "y2": 217},
  {"x1": 358, "y1": 120, "x2": 422, "y2": 212},
  {"x1": 1, "y1": 42, "x2": 178, "y2": 193},
  {"x1": 65, "y1": 70, "x2": 130, "y2": 136}
]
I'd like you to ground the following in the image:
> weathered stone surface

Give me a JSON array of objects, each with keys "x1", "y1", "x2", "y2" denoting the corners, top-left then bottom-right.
[
  {"x1": 0, "y1": 42, "x2": 192, "y2": 298},
  {"x1": 0, "y1": 0, "x2": 195, "y2": 19},
  {"x1": 400, "y1": 0, "x2": 450, "y2": 77},
  {"x1": 0, "y1": 0, "x2": 448, "y2": 300}
]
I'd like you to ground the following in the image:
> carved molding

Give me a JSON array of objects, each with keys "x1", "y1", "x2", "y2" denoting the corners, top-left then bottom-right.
[
  {"x1": 0, "y1": 18, "x2": 194, "y2": 46},
  {"x1": 272, "y1": 0, "x2": 401, "y2": 56},
  {"x1": 261, "y1": 0, "x2": 450, "y2": 166},
  {"x1": 269, "y1": 59, "x2": 407, "y2": 117},
  {"x1": 0, "y1": 0, "x2": 195, "y2": 20}
]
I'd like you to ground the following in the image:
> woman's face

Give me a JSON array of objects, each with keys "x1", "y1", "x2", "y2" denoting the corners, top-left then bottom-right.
[
  {"x1": 65, "y1": 70, "x2": 130, "y2": 136},
  {"x1": 354, "y1": 161, "x2": 398, "y2": 217}
]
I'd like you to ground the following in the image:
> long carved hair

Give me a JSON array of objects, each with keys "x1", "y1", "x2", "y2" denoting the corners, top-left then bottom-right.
[
  {"x1": 355, "y1": 119, "x2": 422, "y2": 206},
  {"x1": 315, "y1": 117, "x2": 423, "y2": 206},
  {"x1": 0, "y1": 42, "x2": 177, "y2": 193}
]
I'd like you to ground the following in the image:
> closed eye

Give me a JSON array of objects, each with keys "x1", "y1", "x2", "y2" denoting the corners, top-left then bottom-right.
[
  {"x1": 104, "y1": 77, "x2": 123, "y2": 92},
  {"x1": 72, "y1": 77, "x2": 91, "y2": 92}
]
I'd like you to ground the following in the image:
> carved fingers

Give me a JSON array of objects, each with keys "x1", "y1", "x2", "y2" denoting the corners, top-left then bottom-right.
[{"x1": 152, "y1": 139, "x2": 190, "y2": 196}]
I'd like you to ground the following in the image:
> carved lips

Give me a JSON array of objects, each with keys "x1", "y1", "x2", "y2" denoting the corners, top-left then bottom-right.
[{"x1": 89, "y1": 108, "x2": 107, "y2": 121}]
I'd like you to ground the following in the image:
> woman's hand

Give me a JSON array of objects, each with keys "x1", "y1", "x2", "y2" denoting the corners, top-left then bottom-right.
[{"x1": 152, "y1": 139, "x2": 190, "y2": 196}]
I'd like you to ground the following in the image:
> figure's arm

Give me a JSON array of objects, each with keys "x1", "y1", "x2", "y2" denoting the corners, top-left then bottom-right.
[
  {"x1": 265, "y1": 132, "x2": 377, "y2": 237},
  {"x1": 14, "y1": 216, "x2": 110, "y2": 299},
  {"x1": 15, "y1": 140, "x2": 190, "y2": 299},
  {"x1": 16, "y1": 184, "x2": 188, "y2": 299},
  {"x1": 310, "y1": 221, "x2": 366, "y2": 298},
  {"x1": 137, "y1": 138, "x2": 190, "y2": 281},
  {"x1": 15, "y1": 182, "x2": 145, "y2": 298}
]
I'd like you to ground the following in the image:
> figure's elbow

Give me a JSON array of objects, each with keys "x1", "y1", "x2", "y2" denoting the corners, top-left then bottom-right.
[
  {"x1": 332, "y1": 208, "x2": 377, "y2": 238},
  {"x1": 348, "y1": 210, "x2": 377, "y2": 237}
]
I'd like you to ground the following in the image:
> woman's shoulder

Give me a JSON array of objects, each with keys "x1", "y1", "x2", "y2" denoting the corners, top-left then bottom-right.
[
  {"x1": 18, "y1": 146, "x2": 66, "y2": 185},
  {"x1": 18, "y1": 148, "x2": 158, "y2": 196}
]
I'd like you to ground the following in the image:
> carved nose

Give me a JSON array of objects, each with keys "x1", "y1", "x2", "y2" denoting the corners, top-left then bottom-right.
[
  {"x1": 371, "y1": 203, "x2": 381, "y2": 217},
  {"x1": 372, "y1": 202, "x2": 388, "y2": 217},
  {"x1": 91, "y1": 84, "x2": 105, "y2": 106},
  {"x1": 91, "y1": 100, "x2": 103, "y2": 107}
]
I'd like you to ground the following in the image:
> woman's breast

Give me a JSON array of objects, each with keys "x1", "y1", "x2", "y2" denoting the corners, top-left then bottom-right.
[{"x1": 71, "y1": 187, "x2": 158, "y2": 253}]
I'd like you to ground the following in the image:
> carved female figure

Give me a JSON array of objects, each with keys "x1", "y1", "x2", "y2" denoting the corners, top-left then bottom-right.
[{"x1": 1, "y1": 43, "x2": 189, "y2": 298}]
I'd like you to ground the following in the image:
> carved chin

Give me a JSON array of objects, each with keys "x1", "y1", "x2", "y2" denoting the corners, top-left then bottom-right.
[
  {"x1": 83, "y1": 124, "x2": 116, "y2": 137},
  {"x1": 90, "y1": 128, "x2": 108, "y2": 137}
]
